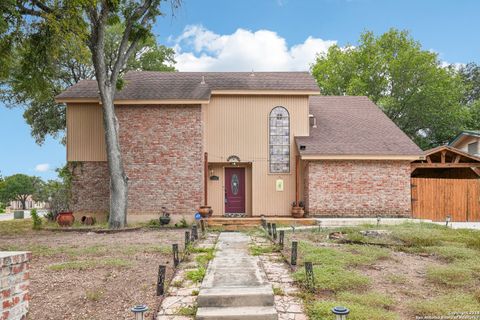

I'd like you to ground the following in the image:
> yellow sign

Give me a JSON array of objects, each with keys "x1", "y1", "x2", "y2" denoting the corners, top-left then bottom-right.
[{"x1": 276, "y1": 179, "x2": 284, "y2": 192}]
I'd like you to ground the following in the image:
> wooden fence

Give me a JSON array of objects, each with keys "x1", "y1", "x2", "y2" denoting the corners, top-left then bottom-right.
[{"x1": 411, "y1": 178, "x2": 480, "y2": 222}]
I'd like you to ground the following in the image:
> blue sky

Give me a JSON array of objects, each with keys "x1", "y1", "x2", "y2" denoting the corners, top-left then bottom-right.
[{"x1": 1, "y1": 0, "x2": 479, "y2": 180}]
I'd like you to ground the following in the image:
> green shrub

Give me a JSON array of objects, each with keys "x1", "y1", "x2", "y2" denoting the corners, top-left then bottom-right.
[
  {"x1": 30, "y1": 209, "x2": 42, "y2": 230},
  {"x1": 175, "y1": 217, "x2": 189, "y2": 228}
]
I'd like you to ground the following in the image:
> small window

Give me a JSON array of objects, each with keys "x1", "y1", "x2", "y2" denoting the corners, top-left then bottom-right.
[
  {"x1": 468, "y1": 142, "x2": 478, "y2": 155},
  {"x1": 269, "y1": 106, "x2": 290, "y2": 173}
]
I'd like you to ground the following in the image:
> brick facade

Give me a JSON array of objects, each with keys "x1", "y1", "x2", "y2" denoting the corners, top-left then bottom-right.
[
  {"x1": 70, "y1": 105, "x2": 204, "y2": 221},
  {"x1": 0, "y1": 252, "x2": 31, "y2": 320},
  {"x1": 305, "y1": 160, "x2": 412, "y2": 217}
]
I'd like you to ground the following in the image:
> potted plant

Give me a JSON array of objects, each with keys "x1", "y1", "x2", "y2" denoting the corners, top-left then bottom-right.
[
  {"x1": 291, "y1": 201, "x2": 305, "y2": 218},
  {"x1": 57, "y1": 211, "x2": 75, "y2": 227},
  {"x1": 199, "y1": 205, "x2": 213, "y2": 218},
  {"x1": 159, "y1": 207, "x2": 171, "y2": 225}
]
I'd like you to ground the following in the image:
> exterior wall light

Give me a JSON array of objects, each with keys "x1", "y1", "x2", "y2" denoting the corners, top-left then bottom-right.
[
  {"x1": 332, "y1": 306, "x2": 350, "y2": 320},
  {"x1": 131, "y1": 305, "x2": 148, "y2": 320}
]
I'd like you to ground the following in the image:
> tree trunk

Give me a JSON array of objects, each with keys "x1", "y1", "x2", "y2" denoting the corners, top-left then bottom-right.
[{"x1": 100, "y1": 84, "x2": 128, "y2": 229}]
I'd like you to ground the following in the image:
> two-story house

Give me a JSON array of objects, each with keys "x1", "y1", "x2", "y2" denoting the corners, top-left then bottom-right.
[
  {"x1": 56, "y1": 71, "x2": 423, "y2": 223},
  {"x1": 449, "y1": 130, "x2": 480, "y2": 157}
]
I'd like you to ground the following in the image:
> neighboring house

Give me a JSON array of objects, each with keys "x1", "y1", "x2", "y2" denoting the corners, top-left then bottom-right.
[
  {"x1": 449, "y1": 130, "x2": 480, "y2": 157},
  {"x1": 7, "y1": 195, "x2": 48, "y2": 212},
  {"x1": 56, "y1": 71, "x2": 423, "y2": 222}
]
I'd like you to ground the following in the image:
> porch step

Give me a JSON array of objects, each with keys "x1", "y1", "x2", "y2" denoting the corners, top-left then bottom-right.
[
  {"x1": 197, "y1": 285, "x2": 274, "y2": 307},
  {"x1": 196, "y1": 306, "x2": 278, "y2": 320}
]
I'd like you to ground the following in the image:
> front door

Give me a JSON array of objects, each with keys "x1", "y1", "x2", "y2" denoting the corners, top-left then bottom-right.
[{"x1": 225, "y1": 167, "x2": 246, "y2": 214}]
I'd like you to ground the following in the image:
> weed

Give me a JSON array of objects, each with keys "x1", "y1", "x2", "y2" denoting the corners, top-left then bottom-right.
[
  {"x1": 175, "y1": 217, "x2": 189, "y2": 228},
  {"x1": 307, "y1": 300, "x2": 398, "y2": 320},
  {"x1": 294, "y1": 265, "x2": 370, "y2": 292},
  {"x1": 196, "y1": 252, "x2": 214, "y2": 267},
  {"x1": 176, "y1": 306, "x2": 197, "y2": 316},
  {"x1": 386, "y1": 274, "x2": 408, "y2": 285},
  {"x1": 191, "y1": 289, "x2": 199, "y2": 296},
  {"x1": 186, "y1": 267, "x2": 206, "y2": 283},
  {"x1": 189, "y1": 247, "x2": 215, "y2": 254},
  {"x1": 85, "y1": 289, "x2": 104, "y2": 302},
  {"x1": 336, "y1": 292, "x2": 395, "y2": 309},
  {"x1": 30, "y1": 209, "x2": 42, "y2": 230},
  {"x1": 171, "y1": 280, "x2": 183, "y2": 288},
  {"x1": 48, "y1": 258, "x2": 132, "y2": 271},
  {"x1": 272, "y1": 286, "x2": 285, "y2": 296},
  {"x1": 249, "y1": 244, "x2": 279, "y2": 256}
]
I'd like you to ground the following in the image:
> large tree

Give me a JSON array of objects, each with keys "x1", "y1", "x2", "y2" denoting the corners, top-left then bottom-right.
[
  {"x1": 312, "y1": 29, "x2": 468, "y2": 149},
  {"x1": 459, "y1": 62, "x2": 480, "y2": 129},
  {"x1": 1, "y1": 1, "x2": 180, "y2": 228},
  {"x1": 1, "y1": 20, "x2": 176, "y2": 144},
  {"x1": 0, "y1": 174, "x2": 44, "y2": 210}
]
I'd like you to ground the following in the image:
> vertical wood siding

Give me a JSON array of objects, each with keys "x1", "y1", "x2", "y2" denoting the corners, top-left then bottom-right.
[
  {"x1": 67, "y1": 104, "x2": 107, "y2": 161},
  {"x1": 412, "y1": 178, "x2": 480, "y2": 222},
  {"x1": 205, "y1": 95, "x2": 310, "y2": 216}
]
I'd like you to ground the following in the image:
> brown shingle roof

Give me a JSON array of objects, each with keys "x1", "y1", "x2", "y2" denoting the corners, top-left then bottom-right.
[
  {"x1": 296, "y1": 96, "x2": 422, "y2": 156},
  {"x1": 55, "y1": 71, "x2": 320, "y2": 101}
]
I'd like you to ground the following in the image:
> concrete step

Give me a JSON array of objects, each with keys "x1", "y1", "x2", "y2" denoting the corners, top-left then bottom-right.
[
  {"x1": 196, "y1": 306, "x2": 278, "y2": 320},
  {"x1": 197, "y1": 285, "x2": 274, "y2": 307}
]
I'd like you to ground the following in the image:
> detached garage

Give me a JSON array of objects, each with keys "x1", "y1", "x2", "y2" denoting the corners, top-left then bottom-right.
[{"x1": 411, "y1": 146, "x2": 480, "y2": 222}]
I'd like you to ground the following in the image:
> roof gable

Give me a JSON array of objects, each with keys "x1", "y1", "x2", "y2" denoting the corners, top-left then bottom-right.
[
  {"x1": 449, "y1": 130, "x2": 480, "y2": 146},
  {"x1": 296, "y1": 96, "x2": 423, "y2": 159}
]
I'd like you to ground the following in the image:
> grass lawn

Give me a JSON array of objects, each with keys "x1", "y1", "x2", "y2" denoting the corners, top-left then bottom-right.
[
  {"x1": 282, "y1": 222, "x2": 480, "y2": 320},
  {"x1": 0, "y1": 219, "x2": 186, "y2": 320}
]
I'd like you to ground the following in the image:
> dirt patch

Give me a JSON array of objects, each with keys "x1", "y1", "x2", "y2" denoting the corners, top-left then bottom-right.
[
  {"x1": 358, "y1": 250, "x2": 444, "y2": 319},
  {"x1": 0, "y1": 229, "x2": 186, "y2": 320}
]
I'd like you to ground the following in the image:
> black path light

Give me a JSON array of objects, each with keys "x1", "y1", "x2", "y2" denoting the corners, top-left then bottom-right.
[
  {"x1": 272, "y1": 223, "x2": 277, "y2": 240},
  {"x1": 185, "y1": 231, "x2": 190, "y2": 249},
  {"x1": 279, "y1": 230, "x2": 285, "y2": 249},
  {"x1": 305, "y1": 261, "x2": 315, "y2": 291},
  {"x1": 200, "y1": 219, "x2": 206, "y2": 233},
  {"x1": 445, "y1": 215, "x2": 451, "y2": 227},
  {"x1": 192, "y1": 225, "x2": 198, "y2": 241},
  {"x1": 291, "y1": 240, "x2": 298, "y2": 266},
  {"x1": 376, "y1": 215, "x2": 381, "y2": 227},
  {"x1": 131, "y1": 305, "x2": 148, "y2": 320},
  {"x1": 267, "y1": 223, "x2": 272, "y2": 236},
  {"x1": 156, "y1": 265, "x2": 166, "y2": 296},
  {"x1": 261, "y1": 217, "x2": 267, "y2": 229},
  {"x1": 332, "y1": 306, "x2": 350, "y2": 320},
  {"x1": 172, "y1": 244, "x2": 179, "y2": 267}
]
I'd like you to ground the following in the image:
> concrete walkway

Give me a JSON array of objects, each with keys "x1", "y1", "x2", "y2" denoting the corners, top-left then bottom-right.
[{"x1": 196, "y1": 232, "x2": 277, "y2": 320}]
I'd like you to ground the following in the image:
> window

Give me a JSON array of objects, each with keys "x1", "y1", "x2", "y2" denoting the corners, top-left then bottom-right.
[
  {"x1": 468, "y1": 142, "x2": 479, "y2": 155},
  {"x1": 269, "y1": 106, "x2": 290, "y2": 173}
]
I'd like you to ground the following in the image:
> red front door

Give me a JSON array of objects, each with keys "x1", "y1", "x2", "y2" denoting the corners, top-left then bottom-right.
[{"x1": 225, "y1": 167, "x2": 246, "y2": 213}]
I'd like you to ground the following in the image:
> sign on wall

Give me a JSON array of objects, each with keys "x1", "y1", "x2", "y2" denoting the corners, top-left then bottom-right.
[{"x1": 276, "y1": 179, "x2": 284, "y2": 192}]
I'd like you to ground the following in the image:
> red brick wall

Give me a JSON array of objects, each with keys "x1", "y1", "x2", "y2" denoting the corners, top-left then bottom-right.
[
  {"x1": 70, "y1": 105, "x2": 204, "y2": 220},
  {"x1": 1, "y1": 252, "x2": 31, "y2": 320},
  {"x1": 305, "y1": 160, "x2": 411, "y2": 217}
]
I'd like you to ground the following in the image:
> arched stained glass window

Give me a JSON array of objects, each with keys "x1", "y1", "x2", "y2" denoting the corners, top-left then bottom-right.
[{"x1": 269, "y1": 106, "x2": 290, "y2": 173}]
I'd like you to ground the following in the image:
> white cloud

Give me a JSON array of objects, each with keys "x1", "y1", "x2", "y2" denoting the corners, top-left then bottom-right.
[
  {"x1": 173, "y1": 25, "x2": 337, "y2": 72},
  {"x1": 35, "y1": 163, "x2": 50, "y2": 173}
]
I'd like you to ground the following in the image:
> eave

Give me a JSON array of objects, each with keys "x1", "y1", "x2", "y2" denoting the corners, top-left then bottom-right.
[
  {"x1": 300, "y1": 154, "x2": 425, "y2": 161},
  {"x1": 55, "y1": 98, "x2": 210, "y2": 105}
]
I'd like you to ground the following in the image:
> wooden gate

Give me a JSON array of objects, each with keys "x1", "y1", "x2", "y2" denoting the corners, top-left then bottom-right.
[{"x1": 411, "y1": 178, "x2": 480, "y2": 222}]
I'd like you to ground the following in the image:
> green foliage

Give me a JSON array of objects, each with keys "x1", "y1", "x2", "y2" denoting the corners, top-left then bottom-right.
[
  {"x1": 0, "y1": 3, "x2": 177, "y2": 144},
  {"x1": 174, "y1": 217, "x2": 189, "y2": 228},
  {"x1": 294, "y1": 265, "x2": 370, "y2": 292},
  {"x1": 0, "y1": 174, "x2": 44, "y2": 209},
  {"x1": 312, "y1": 29, "x2": 468, "y2": 149},
  {"x1": 307, "y1": 298, "x2": 398, "y2": 320},
  {"x1": 409, "y1": 293, "x2": 480, "y2": 317},
  {"x1": 249, "y1": 244, "x2": 280, "y2": 256},
  {"x1": 186, "y1": 267, "x2": 206, "y2": 283},
  {"x1": 426, "y1": 265, "x2": 473, "y2": 287},
  {"x1": 175, "y1": 306, "x2": 197, "y2": 316},
  {"x1": 195, "y1": 252, "x2": 215, "y2": 267},
  {"x1": 48, "y1": 258, "x2": 132, "y2": 271},
  {"x1": 30, "y1": 208, "x2": 42, "y2": 230}
]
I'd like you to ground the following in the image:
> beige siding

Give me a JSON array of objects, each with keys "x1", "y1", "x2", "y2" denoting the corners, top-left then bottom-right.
[
  {"x1": 452, "y1": 135, "x2": 480, "y2": 156},
  {"x1": 206, "y1": 95, "x2": 310, "y2": 216},
  {"x1": 67, "y1": 104, "x2": 106, "y2": 161}
]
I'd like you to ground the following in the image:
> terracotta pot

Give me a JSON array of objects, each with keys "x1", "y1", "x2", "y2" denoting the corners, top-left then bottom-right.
[
  {"x1": 57, "y1": 211, "x2": 75, "y2": 227},
  {"x1": 199, "y1": 206, "x2": 212, "y2": 218},
  {"x1": 291, "y1": 207, "x2": 305, "y2": 218},
  {"x1": 81, "y1": 215, "x2": 95, "y2": 226}
]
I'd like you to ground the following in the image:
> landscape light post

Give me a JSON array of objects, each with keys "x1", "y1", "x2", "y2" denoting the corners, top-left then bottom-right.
[
  {"x1": 131, "y1": 305, "x2": 148, "y2": 320},
  {"x1": 331, "y1": 306, "x2": 349, "y2": 320}
]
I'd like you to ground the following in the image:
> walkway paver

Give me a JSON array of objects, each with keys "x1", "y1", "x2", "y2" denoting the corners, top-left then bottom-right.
[{"x1": 196, "y1": 232, "x2": 278, "y2": 320}]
